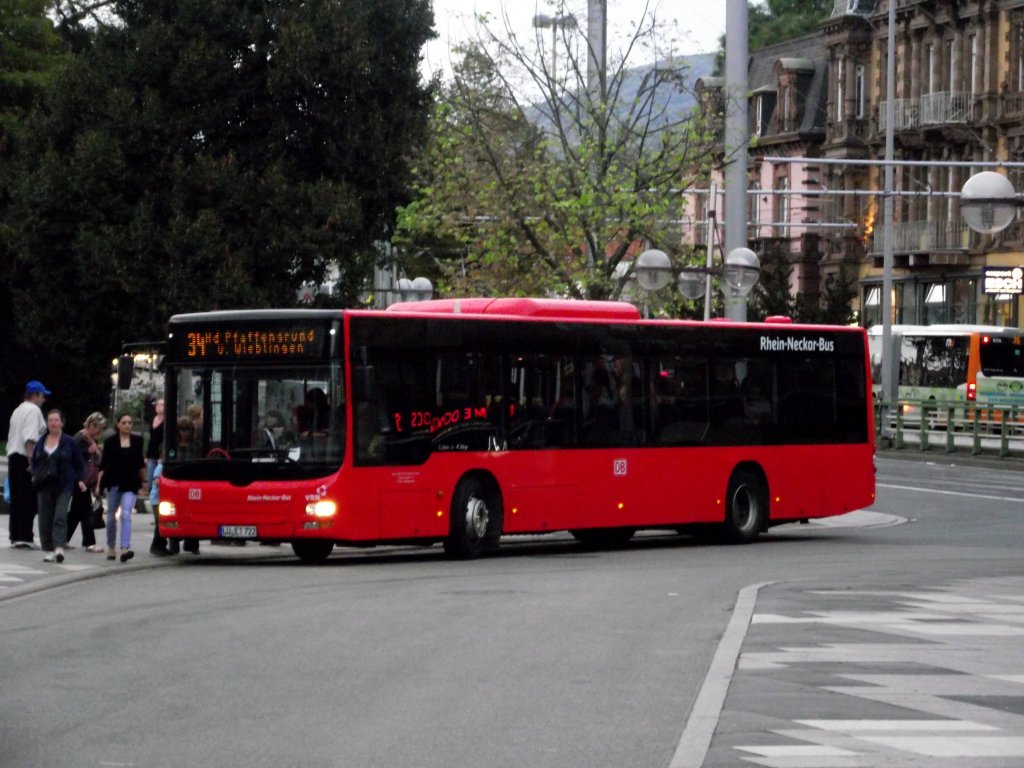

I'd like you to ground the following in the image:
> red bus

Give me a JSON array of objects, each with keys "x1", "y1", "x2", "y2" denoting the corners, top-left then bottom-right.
[{"x1": 158, "y1": 299, "x2": 876, "y2": 563}]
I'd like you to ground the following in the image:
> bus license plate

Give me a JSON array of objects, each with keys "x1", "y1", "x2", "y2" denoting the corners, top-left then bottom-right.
[{"x1": 219, "y1": 525, "x2": 257, "y2": 538}]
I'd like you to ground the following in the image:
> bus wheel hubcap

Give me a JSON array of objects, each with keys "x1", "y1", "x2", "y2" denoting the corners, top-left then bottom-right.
[
  {"x1": 733, "y1": 487, "x2": 756, "y2": 530},
  {"x1": 465, "y1": 496, "x2": 489, "y2": 539}
]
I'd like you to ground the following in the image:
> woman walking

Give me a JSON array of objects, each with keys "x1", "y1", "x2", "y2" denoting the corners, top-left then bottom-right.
[
  {"x1": 97, "y1": 411, "x2": 147, "y2": 562},
  {"x1": 66, "y1": 412, "x2": 107, "y2": 553},
  {"x1": 31, "y1": 410, "x2": 87, "y2": 563}
]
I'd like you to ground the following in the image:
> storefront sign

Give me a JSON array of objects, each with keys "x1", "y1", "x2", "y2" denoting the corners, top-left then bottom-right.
[{"x1": 982, "y1": 266, "x2": 1024, "y2": 295}]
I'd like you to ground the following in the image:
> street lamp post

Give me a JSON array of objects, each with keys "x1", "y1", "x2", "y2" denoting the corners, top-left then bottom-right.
[
  {"x1": 635, "y1": 247, "x2": 761, "y2": 319},
  {"x1": 724, "y1": 0, "x2": 750, "y2": 322},
  {"x1": 532, "y1": 13, "x2": 577, "y2": 82}
]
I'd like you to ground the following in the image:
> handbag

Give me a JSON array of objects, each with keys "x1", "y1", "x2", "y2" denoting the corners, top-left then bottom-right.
[
  {"x1": 84, "y1": 457, "x2": 100, "y2": 490},
  {"x1": 89, "y1": 495, "x2": 106, "y2": 530},
  {"x1": 31, "y1": 453, "x2": 59, "y2": 489}
]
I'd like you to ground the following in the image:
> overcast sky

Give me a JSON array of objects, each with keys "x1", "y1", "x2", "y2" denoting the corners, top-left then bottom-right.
[{"x1": 422, "y1": 0, "x2": 727, "y2": 80}]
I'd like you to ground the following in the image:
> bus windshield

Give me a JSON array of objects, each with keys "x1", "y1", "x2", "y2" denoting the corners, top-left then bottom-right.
[{"x1": 163, "y1": 363, "x2": 345, "y2": 481}]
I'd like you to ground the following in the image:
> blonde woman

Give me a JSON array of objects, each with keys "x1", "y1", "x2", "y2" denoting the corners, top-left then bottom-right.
[
  {"x1": 97, "y1": 411, "x2": 147, "y2": 562},
  {"x1": 66, "y1": 412, "x2": 107, "y2": 552}
]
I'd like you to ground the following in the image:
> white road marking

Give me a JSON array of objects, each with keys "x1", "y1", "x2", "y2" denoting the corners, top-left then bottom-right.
[
  {"x1": 877, "y1": 482, "x2": 1024, "y2": 503},
  {"x1": 796, "y1": 719, "x2": 997, "y2": 732},
  {"x1": 734, "y1": 581, "x2": 1024, "y2": 764}
]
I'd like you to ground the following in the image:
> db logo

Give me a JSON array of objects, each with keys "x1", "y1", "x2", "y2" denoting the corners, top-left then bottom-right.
[
  {"x1": 188, "y1": 489, "x2": 202, "y2": 500},
  {"x1": 613, "y1": 459, "x2": 628, "y2": 476},
  {"x1": 316, "y1": 484, "x2": 328, "y2": 496}
]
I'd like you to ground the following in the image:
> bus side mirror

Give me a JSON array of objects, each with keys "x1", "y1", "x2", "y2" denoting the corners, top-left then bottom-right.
[
  {"x1": 117, "y1": 355, "x2": 134, "y2": 390},
  {"x1": 353, "y1": 365, "x2": 376, "y2": 403}
]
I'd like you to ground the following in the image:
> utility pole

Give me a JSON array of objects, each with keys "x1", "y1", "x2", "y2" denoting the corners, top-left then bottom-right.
[
  {"x1": 587, "y1": 0, "x2": 607, "y2": 98},
  {"x1": 880, "y1": 0, "x2": 898, "y2": 436},
  {"x1": 724, "y1": 0, "x2": 750, "y2": 321}
]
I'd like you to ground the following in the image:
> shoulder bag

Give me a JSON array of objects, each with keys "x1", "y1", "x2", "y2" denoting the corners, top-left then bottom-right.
[{"x1": 31, "y1": 453, "x2": 59, "y2": 489}]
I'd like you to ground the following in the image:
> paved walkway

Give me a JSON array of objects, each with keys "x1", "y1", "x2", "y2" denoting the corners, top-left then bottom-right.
[
  {"x1": 691, "y1": 576, "x2": 1024, "y2": 767},
  {"x1": 0, "y1": 506, "x2": 290, "y2": 601}
]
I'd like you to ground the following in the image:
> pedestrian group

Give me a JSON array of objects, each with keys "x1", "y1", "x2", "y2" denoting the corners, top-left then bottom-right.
[{"x1": 5, "y1": 380, "x2": 155, "y2": 563}]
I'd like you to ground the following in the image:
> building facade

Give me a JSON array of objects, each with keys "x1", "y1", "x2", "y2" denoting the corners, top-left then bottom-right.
[{"x1": 689, "y1": 0, "x2": 1024, "y2": 328}]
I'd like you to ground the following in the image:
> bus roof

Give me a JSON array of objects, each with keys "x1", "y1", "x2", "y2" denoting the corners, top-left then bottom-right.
[
  {"x1": 866, "y1": 323, "x2": 1019, "y2": 336},
  {"x1": 169, "y1": 308, "x2": 341, "y2": 324},
  {"x1": 386, "y1": 297, "x2": 642, "y2": 321}
]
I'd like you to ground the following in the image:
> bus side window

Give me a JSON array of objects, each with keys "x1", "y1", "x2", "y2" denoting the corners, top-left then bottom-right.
[
  {"x1": 652, "y1": 357, "x2": 708, "y2": 446},
  {"x1": 433, "y1": 352, "x2": 499, "y2": 452},
  {"x1": 708, "y1": 358, "x2": 745, "y2": 443},
  {"x1": 505, "y1": 355, "x2": 575, "y2": 450},
  {"x1": 741, "y1": 358, "x2": 774, "y2": 440}
]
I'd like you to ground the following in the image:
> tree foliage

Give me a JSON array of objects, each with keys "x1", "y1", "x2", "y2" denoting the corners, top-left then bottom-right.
[
  {"x1": 0, "y1": 0, "x2": 68, "y2": 416},
  {"x1": 2, "y1": 0, "x2": 434, "y2": 422},
  {"x1": 751, "y1": 256, "x2": 857, "y2": 325},
  {"x1": 395, "y1": 2, "x2": 717, "y2": 300},
  {"x1": 749, "y1": 0, "x2": 832, "y2": 51},
  {"x1": 713, "y1": 0, "x2": 833, "y2": 72}
]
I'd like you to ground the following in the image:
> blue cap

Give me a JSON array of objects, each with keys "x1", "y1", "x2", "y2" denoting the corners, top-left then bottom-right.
[{"x1": 26, "y1": 380, "x2": 51, "y2": 396}]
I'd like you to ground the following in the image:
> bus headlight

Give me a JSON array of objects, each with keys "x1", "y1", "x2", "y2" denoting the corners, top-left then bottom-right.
[
  {"x1": 158, "y1": 501, "x2": 176, "y2": 517},
  {"x1": 306, "y1": 500, "x2": 338, "y2": 518}
]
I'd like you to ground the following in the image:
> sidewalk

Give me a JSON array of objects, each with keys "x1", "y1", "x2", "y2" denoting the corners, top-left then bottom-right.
[{"x1": 0, "y1": 505, "x2": 290, "y2": 601}]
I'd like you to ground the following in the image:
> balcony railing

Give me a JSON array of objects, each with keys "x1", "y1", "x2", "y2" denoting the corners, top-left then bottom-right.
[
  {"x1": 869, "y1": 220, "x2": 970, "y2": 253},
  {"x1": 1000, "y1": 90, "x2": 1024, "y2": 120},
  {"x1": 878, "y1": 91, "x2": 973, "y2": 131}
]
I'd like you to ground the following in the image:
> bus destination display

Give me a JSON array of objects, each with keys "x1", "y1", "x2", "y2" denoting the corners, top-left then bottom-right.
[{"x1": 175, "y1": 326, "x2": 325, "y2": 361}]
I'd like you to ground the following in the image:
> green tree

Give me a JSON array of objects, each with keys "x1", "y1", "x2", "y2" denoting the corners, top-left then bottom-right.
[
  {"x1": 749, "y1": 0, "x2": 832, "y2": 51},
  {"x1": 0, "y1": 0, "x2": 67, "y2": 418},
  {"x1": 813, "y1": 265, "x2": 858, "y2": 325},
  {"x1": 713, "y1": 0, "x2": 832, "y2": 72},
  {"x1": 396, "y1": 2, "x2": 716, "y2": 301},
  {"x1": 5, "y1": 0, "x2": 434, "y2": 421},
  {"x1": 749, "y1": 252, "x2": 796, "y2": 321}
]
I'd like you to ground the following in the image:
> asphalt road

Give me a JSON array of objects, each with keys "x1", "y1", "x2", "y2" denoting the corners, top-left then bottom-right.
[{"x1": 1, "y1": 454, "x2": 1023, "y2": 768}]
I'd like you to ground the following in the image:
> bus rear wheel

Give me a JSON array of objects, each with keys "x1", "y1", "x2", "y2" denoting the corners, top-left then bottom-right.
[
  {"x1": 723, "y1": 469, "x2": 766, "y2": 544},
  {"x1": 292, "y1": 539, "x2": 334, "y2": 564},
  {"x1": 444, "y1": 476, "x2": 501, "y2": 560}
]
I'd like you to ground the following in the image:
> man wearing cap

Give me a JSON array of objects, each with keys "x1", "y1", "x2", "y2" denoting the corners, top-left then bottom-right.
[{"x1": 6, "y1": 381, "x2": 49, "y2": 548}]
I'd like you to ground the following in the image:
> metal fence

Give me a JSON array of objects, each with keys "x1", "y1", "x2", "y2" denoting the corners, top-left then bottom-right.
[{"x1": 875, "y1": 400, "x2": 1024, "y2": 459}]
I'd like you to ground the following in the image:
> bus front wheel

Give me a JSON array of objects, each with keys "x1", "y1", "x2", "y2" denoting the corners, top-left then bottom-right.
[
  {"x1": 444, "y1": 476, "x2": 502, "y2": 560},
  {"x1": 292, "y1": 539, "x2": 334, "y2": 564},
  {"x1": 723, "y1": 469, "x2": 766, "y2": 544}
]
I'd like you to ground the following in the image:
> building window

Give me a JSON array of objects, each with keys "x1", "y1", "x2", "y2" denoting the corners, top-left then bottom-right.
[
  {"x1": 774, "y1": 177, "x2": 790, "y2": 238},
  {"x1": 946, "y1": 39, "x2": 954, "y2": 90},
  {"x1": 1017, "y1": 24, "x2": 1024, "y2": 90},
  {"x1": 927, "y1": 44, "x2": 936, "y2": 94},
  {"x1": 749, "y1": 182, "x2": 762, "y2": 237},
  {"x1": 923, "y1": 283, "x2": 947, "y2": 324},
  {"x1": 854, "y1": 65, "x2": 865, "y2": 118},
  {"x1": 863, "y1": 285, "x2": 880, "y2": 327},
  {"x1": 970, "y1": 35, "x2": 978, "y2": 94},
  {"x1": 836, "y1": 57, "x2": 845, "y2": 121}
]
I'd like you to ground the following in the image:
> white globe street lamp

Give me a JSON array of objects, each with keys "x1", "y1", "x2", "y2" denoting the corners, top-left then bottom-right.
[
  {"x1": 397, "y1": 276, "x2": 434, "y2": 302},
  {"x1": 960, "y1": 171, "x2": 1018, "y2": 234},
  {"x1": 722, "y1": 247, "x2": 761, "y2": 296},
  {"x1": 634, "y1": 249, "x2": 673, "y2": 292},
  {"x1": 676, "y1": 270, "x2": 706, "y2": 301}
]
